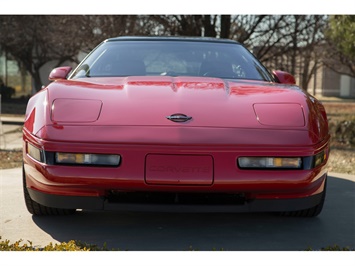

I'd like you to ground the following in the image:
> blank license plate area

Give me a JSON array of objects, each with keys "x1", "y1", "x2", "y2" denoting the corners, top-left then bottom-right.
[{"x1": 145, "y1": 154, "x2": 213, "y2": 185}]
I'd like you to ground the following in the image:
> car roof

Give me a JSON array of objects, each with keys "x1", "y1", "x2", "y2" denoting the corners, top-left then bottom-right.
[{"x1": 106, "y1": 36, "x2": 240, "y2": 44}]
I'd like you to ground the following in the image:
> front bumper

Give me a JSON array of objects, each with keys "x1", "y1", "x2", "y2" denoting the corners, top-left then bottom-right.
[
  {"x1": 27, "y1": 182, "x2": 325, "y2": 213},
  {"x1": 23, "y1": 127, "x2": 330, "y2": 212}
]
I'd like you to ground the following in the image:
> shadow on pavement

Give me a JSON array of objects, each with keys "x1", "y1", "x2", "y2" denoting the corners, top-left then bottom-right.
[{"x1": 31, "y1": 175, "x2": 355, "y2": 251}]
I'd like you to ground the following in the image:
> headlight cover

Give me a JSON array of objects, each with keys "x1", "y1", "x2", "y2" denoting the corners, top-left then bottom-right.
[
  {"x1": 253, "y1": 103, "x2": 305, "y2": 127},
  {"x1": 51, "y1": 99, "x2": 102, "y2": 123}
]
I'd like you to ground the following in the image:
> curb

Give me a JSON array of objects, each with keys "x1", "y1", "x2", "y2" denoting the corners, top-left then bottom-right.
[
  {"x1": 1, "y1": 120, "x2": 24, "y2": 126},
  {"x1": 0, "y1": 116, "x2": 24, "y2": 126}
]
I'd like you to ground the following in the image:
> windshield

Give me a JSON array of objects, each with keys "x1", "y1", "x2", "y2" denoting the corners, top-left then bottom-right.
[{"x1": 70, "y1": 40, "x2": 272, "y2": 81}]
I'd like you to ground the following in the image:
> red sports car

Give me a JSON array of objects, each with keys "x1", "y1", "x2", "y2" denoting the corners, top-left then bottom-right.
[{"x1": 22, "y1": 37, "x2": 330, "y2": 217}]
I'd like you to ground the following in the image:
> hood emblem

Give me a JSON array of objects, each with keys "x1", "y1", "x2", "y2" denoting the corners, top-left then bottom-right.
[{"x1": 166, "y1": 113, "x2": 192, "y2": 123}]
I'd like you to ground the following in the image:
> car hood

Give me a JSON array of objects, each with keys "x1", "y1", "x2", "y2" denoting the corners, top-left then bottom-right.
[{"x1": 47, "y1": 76, "x2": 309, "y2": 129}]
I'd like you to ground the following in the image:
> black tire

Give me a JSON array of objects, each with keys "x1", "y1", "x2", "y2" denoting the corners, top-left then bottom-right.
[
  {"x1": 23, "y1": 167, "x2": 76, "y2": 215},
  {"x1": 280, "y1": 179, "x2": 327, "y2": 217}
]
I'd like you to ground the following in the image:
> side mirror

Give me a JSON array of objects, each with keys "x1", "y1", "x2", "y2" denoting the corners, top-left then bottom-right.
[
  {"x1": 49, "y1": 66, "x2": 72, "y2": 81},
  {"x1": 272, "y1": 70, "x2": 296, "y2": 85}
]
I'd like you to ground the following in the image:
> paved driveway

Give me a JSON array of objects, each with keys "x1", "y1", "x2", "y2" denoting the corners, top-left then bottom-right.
[{"x1": 1, "y1": 168, "x2": 354, "y2": 251}]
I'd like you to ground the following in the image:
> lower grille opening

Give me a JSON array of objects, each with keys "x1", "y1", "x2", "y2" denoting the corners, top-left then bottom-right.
[{"x1": 107, "y1": 191, "x2": 247, "y2": 205}]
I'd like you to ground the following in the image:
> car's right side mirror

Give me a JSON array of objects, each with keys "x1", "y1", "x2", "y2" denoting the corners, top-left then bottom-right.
[
  {"x1": 272, "y1": 70, "x2": 296, "y2": 85},
  {"x1": 49, "y1": 66, "x2": 72, "y2": 81}
]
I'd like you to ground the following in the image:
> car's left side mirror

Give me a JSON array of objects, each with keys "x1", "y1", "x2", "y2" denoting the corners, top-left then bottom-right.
[
  {"x1": 272, "y1": 70, "x2": 296, "y2": 85},
  {"x1": 49, "y1": 66, "x2": 72, "y2": 81}
]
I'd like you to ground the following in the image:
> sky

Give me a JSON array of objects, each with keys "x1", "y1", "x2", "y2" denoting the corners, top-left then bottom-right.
[{"x1": 1, "y1": 0, "x2": 354, "y2": 15}]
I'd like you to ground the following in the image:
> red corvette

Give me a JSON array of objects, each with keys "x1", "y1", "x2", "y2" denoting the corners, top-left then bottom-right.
[{"x1": 22, "y1": 37, "x2": 330, "y2": 217}]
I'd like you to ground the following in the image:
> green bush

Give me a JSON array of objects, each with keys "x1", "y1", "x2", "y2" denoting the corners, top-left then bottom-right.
[
  {"x1": 0, "y1": 237, "x2": 117, "y2": 251},
  {"x1": 305, "y1": 245, "x2": 354, "y2": 251},
  {"x1": 1, "y1": 237, "x2": 353, "y2": 251}
]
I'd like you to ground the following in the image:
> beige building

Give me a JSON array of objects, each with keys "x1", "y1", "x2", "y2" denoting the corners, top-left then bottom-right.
[
  {"x1": 261, "y1": 46, "x2": 355, "y2": 99},
  {"x1": 321, "y1": 66, "x2": 355, "y2": 98}
]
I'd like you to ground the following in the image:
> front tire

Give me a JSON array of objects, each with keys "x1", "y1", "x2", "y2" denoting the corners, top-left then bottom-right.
[
  {"x1": 280, "y1": 178, "x2": 327, "y2": 217},
  {"x1": 23, "y1": 167, "x2": 76, "y2": 215}
]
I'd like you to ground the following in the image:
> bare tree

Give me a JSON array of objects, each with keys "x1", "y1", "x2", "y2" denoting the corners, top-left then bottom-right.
[
  {"x1": 241, "y1": 15, "x2": 327, "y2": 91},
  {"x1": 0, "y1": 15, "x2": 151, "y2": 91},
  {"x1": 0, "y1": 16, "x2": 89, "y2": 91},
  {"x1": 0, "y1": 15, "x2": 334, "y2": 94},
  {"x1": 297, "y1": 16, "x2": 327, "y2": 90}
]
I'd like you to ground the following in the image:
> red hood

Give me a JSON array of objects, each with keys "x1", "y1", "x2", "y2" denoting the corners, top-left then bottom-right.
[{"x1": 47, "y1": 76, "x2": 308, "y2": 129}]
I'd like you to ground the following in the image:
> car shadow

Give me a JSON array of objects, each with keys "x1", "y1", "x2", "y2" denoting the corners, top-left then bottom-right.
[{"x1": 31, "y1": 175, "x2": 355, "y2": 251}]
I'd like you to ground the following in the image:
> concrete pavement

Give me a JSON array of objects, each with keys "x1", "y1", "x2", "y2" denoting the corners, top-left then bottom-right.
[
  {"x1": 0, "y1": 114, "x2": 354, "y2": 252},
  {"x1": 0, "y1": 167, "x2": 354, "y2": 251}
]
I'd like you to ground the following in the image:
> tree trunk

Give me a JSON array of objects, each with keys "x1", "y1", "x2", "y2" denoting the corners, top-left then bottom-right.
[
  {"x1": 203, "y1": 15, "x2": 216, "y2": 37},
  {"x1": 20, "y1": 63, "x2": 27, "y2": 93},
  {"x1": 31, "y1": 70, "x2": 43, "y2": 92},
  {"x1": 220, "y1": 15, "x2": 231, "y2": 38}
]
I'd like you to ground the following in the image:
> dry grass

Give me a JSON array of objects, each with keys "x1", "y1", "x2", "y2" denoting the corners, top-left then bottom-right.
[
  {"x1": 0, "y1": 150, "x2": 23, "y2": 169},
  {"x1": 321, "y1": 100, "x2": 355, "y2": 175}
]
